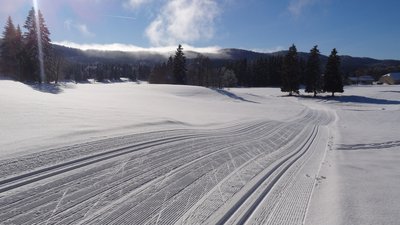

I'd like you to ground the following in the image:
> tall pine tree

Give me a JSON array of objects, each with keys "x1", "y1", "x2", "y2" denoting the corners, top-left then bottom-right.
[
  {"x1": 0, "y1": 16, "x2": 22, "y2": 79},
  {"x1": 173, "y1": 44, "x2": 187, "y2": 85},
  {"x1": 281, "y1": 44, "x2": 299, "y2": 95},
  {"x1": 305, "y1": 45, "x2": 322, "y2": 97},
  {"x1": 324, "y1": 48, "x2": 343, "y2": 97},
  {"x1": 23, "y1": 7, "x2": 52, "y2": 83}
]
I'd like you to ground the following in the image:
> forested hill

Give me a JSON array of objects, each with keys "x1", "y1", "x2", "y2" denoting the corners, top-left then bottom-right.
[{"x1": 54, "y1": 44, "x2": 400, "y2": 76}]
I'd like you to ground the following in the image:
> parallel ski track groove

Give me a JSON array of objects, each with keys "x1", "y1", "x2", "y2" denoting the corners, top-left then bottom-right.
[
  {"x1": 0, "y1": 120, "x2": 280, "y2": 224},
  {"x1": 0, "y1": 135, "x2": 200, "y2": 193},
  {"x1": 235, "y1": 126, "x2": 318, "y2": 225},
  {"x1": 0, "y1": 120, "x2": 272, "y2": 194},
  {"x1": 95, "y1": 120, "x2": 310, "y2": 225},
  {"x1": 180, "y1": 123, "x2": 315, "y2": 225},
  {"x1": 0, "y1": 108, "x2": 332, "y2": 225},
  {"x1": 74, "y1": 122, "x2": 288, "y2": 225}
]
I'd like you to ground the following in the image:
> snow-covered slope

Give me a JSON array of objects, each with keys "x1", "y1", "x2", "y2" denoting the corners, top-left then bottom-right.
[
  {"x1": 0, "y1": 81, "x2": 304, "y2": 158},
  {"x1": 0, "y1": 81, "x2": 399, "y2": 225}
]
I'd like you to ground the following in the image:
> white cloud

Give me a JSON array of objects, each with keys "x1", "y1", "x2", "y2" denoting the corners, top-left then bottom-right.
[
  {"x1": 64, "y1": 20, "x2": 95, "y2": 38},
  {"x1": 76, "y1": 24, "x2": 96, "y2": 38},
  {"x1": 288, "y1": 0, "x2": 317, "y2": 17},
  {"x1": 123, "y1": 0, "x2": 152, "y2": 10},
  {"x1": 53, "y1": 41, "x2": 221, "y2": 54},
  {"x1": 145, "y1": 0, "x2": 220, "y2": 46},
  {"x1": 251, "y1": 46, "x2": 285, "y2": 53}
]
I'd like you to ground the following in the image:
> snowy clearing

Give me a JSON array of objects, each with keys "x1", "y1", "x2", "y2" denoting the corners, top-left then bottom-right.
[
  {"x1": 304, "y1": 85, "x2": 400, "y2": 225},
  {"x1": 0, "y1": 81, "x2": 399, "y2": 224}
]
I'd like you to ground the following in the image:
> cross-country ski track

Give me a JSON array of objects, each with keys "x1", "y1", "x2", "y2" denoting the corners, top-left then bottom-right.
[{"x1": 0, "y1": 107, "x2": 334, "y2": 225}]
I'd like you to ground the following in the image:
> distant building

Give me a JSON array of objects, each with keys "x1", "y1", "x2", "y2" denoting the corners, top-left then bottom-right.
[
  {"x1": 379, "y1": 72, "x2": 400, "y2": 85},
  {"x1": 348, "y1": 75, "x2": 374, "y2": 85}
]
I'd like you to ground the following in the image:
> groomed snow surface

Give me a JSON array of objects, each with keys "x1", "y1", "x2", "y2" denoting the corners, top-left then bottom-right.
[{"x1": 0, "y1": 80, "x2": 399, "y2": 225}]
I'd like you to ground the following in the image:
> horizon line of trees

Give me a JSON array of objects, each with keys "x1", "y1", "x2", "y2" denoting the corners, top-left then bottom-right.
[
  {"x1": 63, "y1": 62, "x2": 151, "y2": 83},
  {"x1": 149, "y1": 44, "x2": 344, "y2": 96},
  {"x1": 0, "y1": 10, "x2": 343, "y2": 96}
]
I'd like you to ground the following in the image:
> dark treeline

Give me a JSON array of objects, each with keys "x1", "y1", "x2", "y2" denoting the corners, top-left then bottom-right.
[
  {"x1": 149, "y1": 44, "x2": 343, "y2": 96},
  {"x1": 62, "y1": 62, "x2": 150, "y2": 83},
  {"x1": 150, "y1": 47, "x2": 285, "y2": 88},
  {"x1": 227, "y1": 56, "x2": 286, "y2": 87},
  {"x1": 149, "y1": 45, "x2": 238, "y2": 88}
]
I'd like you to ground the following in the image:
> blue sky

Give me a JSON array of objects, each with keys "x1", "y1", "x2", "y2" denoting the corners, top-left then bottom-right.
[{"x1": 1, "y1": 0, "x2": 399, "y2": 59}]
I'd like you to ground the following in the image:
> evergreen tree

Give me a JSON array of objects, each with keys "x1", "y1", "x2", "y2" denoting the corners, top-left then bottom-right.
[
  {"x1": 149, "y1": 62, "x2": 167, "y2": 84},
  {"x1": 298, "y1": 58, "x2": 307, "y2": 85},
  {"x1": 95, "y1": 64, "x2": 107, "y2": 82},
  {"x1": 15, "y1": 25, "x2": 23, "y2": 78},
  {"x1": 281, "y1": 44, "x2": 300, "y2": 95},
  {"x1": 305, "y1": 45, "x2": 322, "y2": 97},
  {"x1": 0, "y1": 16, "x2": 21, "y2": 79},
  {"x1": 148, "y1": 56, "x2": 175, "y2": 84},
  {"x1": 188, "y1": 54, "x2": 212, "y2": 86},
  {"x1": 173, "y1": 44, "x2": 187, "y2": 84},
  {"x1": 269, "y1": 55, "x2": 284, "y2": 87},
  {"x1": 235, "y1": 59, "x2": 248, "y2": 87},
  {"x1": 166, "y1": 55, "x2": 174, "y2": 83},
  {"x1": 220, "y1": 68, "x2": 237, "y2": 88},
  {"x1": 49, "y1": 51, "x2": 64, "y2": 84},
  {"x1": 324, "y1": 48, "x2": 344, "y2": 97},
  {"x1": 23, "y1": 7, "x2": 52, "y2": 83},
  {"x1": 252, "y1": 58, "x2": 269, "y2": 87}
]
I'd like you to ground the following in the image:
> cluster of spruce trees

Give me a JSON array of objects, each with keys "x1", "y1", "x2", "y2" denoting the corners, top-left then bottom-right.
[
  {"x1": 227, "y1": 57, "x2": 284, "y2": 88},
  {"x1": 282, "y1": 44, "x2": 343, "y2": 97},
  {"x1": 149, "y1": 45, "x2": 237, "y2": 88},
  {"x1": 150, "y1": 44, "x2": 343, "y2": 96},
  {"x1": 0, "y1": 8, "x2": 57, "y2": 83}
]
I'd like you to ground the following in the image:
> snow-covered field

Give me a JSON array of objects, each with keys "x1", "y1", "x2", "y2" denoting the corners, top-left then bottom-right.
[
  {"x1": 304, "y1": 86, "x2": 400, "y2": 225},
  {"x1": 0, "y1": 80, "x2": 399, "y2": 224}
]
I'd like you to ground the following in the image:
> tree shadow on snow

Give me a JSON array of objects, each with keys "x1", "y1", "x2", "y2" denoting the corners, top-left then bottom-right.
[
  {"x1": 330, "y1": 95, "x2": 400, "y2": 105},
  {"x1": 337, "y1": 140, "x2": 400, "y2": 151},
  {"x1": 29, "y1": 83, "x2": 63, "y2": 94},
  {"x1": 0, "y1": 76, "x2": 13, "y2": 81},
  {"x1": 300, "y1": 95, "x2": 400, "y2": 105},
  {"x1": 212, "y1": 89, "x2": 259, "y2": 103},
  {"x1": 380, "y1": 90, "x2": 400, "y2": 94}
]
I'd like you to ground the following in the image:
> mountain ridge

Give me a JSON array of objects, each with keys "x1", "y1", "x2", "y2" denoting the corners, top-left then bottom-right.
[{"x1": 51, "y1": 44, "x2": 400, "y2": 76}]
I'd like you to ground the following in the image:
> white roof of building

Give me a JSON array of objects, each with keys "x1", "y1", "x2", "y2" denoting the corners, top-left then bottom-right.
[{"x1": 382, "y1": 72, "x2": 400, "y2": 80}]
